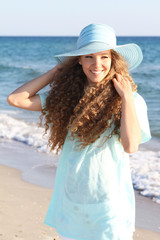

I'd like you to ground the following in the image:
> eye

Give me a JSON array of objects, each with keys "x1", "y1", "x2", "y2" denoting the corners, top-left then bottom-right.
[
  {"x1": 85, "y1": 55, "x2": 93, "y2": 58},
  {"x1": 102, "y1": 56, "x2": 109, "y2": 59}
]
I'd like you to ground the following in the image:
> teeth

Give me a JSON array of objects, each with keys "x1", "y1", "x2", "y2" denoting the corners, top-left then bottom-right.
[{"x1": 91, "y1": 71, "x2": 103, "y2": 74}]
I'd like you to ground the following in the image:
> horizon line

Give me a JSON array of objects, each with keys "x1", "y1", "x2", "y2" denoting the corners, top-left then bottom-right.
[{"x1": 0, "y1": 35, "x2": 160, "y2": 37}]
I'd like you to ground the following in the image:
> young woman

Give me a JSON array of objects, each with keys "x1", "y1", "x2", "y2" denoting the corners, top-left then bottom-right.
[{"x1": 7, "y1": 24, "x2": 151, "y2": 240}]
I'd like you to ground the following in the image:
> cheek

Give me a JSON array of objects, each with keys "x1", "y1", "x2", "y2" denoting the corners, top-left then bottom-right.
[
  {"x1": 82, "y1": 66, "x2": 89, "y2": 76},
  {"x1": 81, "y1": 61, "x2": 90, "y2": 72},
  {"x1": 106, "y1": 61, "x2": 112, "y2": 70}
]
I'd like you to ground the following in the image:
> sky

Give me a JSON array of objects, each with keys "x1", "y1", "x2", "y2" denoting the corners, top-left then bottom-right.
[{"x1": 0, "y1": 0, "x2": 160, "y2": 36}]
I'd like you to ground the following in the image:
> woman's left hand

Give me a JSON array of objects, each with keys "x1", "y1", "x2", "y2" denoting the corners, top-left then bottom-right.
[
  {"x1": 112, "y1": 73, "x2": 141, "y2": 153},
  {"x1": 112, "y1": 73, "x2": 132, "y2": 99}
]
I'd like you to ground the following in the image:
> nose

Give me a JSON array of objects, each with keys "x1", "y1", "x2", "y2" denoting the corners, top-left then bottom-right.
[{"x1": 93, "y1": 57, "x2": 102, "y2": 68}]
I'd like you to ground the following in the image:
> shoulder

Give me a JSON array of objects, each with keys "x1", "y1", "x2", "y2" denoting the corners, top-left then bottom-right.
[
  {"x1": 133, "y1": 91, "x2": 145, "y2": 101},
  {"x1": 133, "y1": 91, "x2": 147, "y2": 109},
  {"x1": 39, "y1": 91, "x2": 49, "y2": 109}
]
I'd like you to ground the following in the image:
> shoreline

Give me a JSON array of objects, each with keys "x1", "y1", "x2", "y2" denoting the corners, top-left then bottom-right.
[
  {"x1": 0, "y1": 164, "x2": 160, "y2": 240},
  {"x1": 134, "y1": 190, "x2": 160, "y2": 233}
]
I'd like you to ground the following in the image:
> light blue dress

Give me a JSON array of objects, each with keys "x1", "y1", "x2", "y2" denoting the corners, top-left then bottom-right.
[{"x1": 39, "y1": 92, "x2": 151, "y2": 240}]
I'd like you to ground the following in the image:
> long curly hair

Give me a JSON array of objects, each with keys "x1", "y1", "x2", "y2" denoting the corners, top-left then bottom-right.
[{"x1": 41, "y1": 50, "x2": 137, "y2": 153}]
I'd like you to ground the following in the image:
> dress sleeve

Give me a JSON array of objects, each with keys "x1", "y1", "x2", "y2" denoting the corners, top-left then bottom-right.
[
  {"x1": 133, "y1": 92, "x2": 151, "y2": 143},
  {"x1": 39, "y1": 92, "x2": 49, "y2": 110}
]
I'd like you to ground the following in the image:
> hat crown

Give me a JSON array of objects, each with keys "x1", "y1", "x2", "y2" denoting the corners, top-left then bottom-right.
[
  {"x1": 77, "y1": 24, "x2": 117, "y2": 49},
  {"x1": 55, "y1": 23, "x2": 143, "y2": 71}
]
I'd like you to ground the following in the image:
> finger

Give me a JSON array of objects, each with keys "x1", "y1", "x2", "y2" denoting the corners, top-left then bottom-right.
[
  {"x1": 115, "y1": 73, "x2": 123, "y2": 82},
  {"x1": 112, "y1": 77, "x2": 118, "y2": 83}
]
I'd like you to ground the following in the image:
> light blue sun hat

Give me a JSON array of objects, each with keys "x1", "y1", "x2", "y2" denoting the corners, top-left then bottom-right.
[{"x1": 54, "y1": 23, "x2": 143, "y2": 71}]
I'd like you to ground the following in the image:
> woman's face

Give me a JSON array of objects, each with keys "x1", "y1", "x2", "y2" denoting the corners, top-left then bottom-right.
[{"x1": 79, "y1": 50, "x2": 112, "y2": 85}]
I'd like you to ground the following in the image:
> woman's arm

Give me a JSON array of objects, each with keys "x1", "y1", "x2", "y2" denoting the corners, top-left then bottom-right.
[
  {"x1": 112, "y1": 73, "x2": 141, "y2": 153},
  {"x1": 7, "y1": 65, "x2": 60, "y2": 111}
]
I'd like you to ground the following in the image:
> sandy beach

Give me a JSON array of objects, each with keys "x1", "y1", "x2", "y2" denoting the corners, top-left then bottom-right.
[
  {"x1": 1, "y1": 165, "x2": 160, "y2": 240},
  {"x1": 0, "y1": 142, "x2": 160, "y2": 240}
]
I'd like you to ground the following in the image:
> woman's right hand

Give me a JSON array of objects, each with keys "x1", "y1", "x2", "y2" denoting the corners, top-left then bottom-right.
[{"x1": 7, "y1": 65, "x2": 60, "y2": 111}]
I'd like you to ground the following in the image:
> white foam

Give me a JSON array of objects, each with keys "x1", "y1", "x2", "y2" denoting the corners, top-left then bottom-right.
[
  {"x1": 130, "y1": 148, "x2": 160, "y2": 204},
  {"x1": 1, "y1": 113, "x2": 160, "y2": 204},
  {"x1": 0, "y1": 109, "x2": 20, "y2": 115},
  {"x1": 0, "y1": 113, "x2": 53, "y2": 154}
]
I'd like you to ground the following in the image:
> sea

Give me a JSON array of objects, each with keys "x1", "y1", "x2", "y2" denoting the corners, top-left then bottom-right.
[{"x1": 0, "y1": 36, "x2": 160, "y2": 203}]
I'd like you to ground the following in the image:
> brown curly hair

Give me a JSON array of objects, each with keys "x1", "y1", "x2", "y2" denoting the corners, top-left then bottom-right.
[{"x1": 41, "y1": 50, "x2": 137, "y2": 153}]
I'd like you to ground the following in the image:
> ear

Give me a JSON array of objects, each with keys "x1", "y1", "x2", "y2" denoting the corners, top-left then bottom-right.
[{"x1": 78, "y1": 57, "x2": 82, "y2": 65}]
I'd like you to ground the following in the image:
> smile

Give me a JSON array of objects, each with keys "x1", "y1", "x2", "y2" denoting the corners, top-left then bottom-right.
[{"x1": 91, "y1": 70, "x2": 103, "y2": 75}]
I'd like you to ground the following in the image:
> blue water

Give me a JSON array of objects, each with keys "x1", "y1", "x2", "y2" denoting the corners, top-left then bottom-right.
[
  {"x1": 0, "y1": 36, "x2": 160, "y2": 202},
  {"x1": 0, "y1": 36, "x2": 159, "y2": 138}
]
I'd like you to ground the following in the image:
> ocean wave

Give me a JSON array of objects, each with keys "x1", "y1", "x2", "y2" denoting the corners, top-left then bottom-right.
[
  {"x1": 1, "y1": 113, "x2": 160, "y2": 204},
  {"x1": 140, "y1": 62, "x2": 160, "y2": 71},
  {"x1": 0, "y1": 62, "x2": 43, "y2": 75},
  {"x1": 130, "y1": 149, "x2": 160, "y2": 204},
  {"x1": 0, "y1": 113, "x2": 54, "y2": 154}
]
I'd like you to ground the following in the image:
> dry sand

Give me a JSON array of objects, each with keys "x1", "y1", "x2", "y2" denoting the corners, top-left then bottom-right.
[{"x1": 0, "y1": 164, "x2": 160, "y2": 240}]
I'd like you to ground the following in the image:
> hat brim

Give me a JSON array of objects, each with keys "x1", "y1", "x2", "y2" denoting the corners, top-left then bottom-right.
[{"x1": 54, "y1": 42, "x2": 143, "y2": 71}]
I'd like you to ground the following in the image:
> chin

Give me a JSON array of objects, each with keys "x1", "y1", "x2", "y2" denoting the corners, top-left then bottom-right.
[{"x1": 89, "y1": 79, "x2": 103, "y2": 85}]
